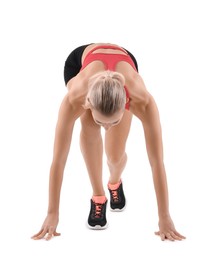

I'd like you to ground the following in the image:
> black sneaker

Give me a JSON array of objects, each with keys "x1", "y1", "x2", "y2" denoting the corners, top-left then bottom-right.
[
  {"x1": 108, "y1": 182, "x2": 126, "y2": 211},
  {"x1": 87, "y1": 199, "x2": 108, "y2": 229}
]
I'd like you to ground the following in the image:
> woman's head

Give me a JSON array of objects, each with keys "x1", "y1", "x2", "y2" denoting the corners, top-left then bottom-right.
[{"x1": 85, "y1": 70, "x2": 126, "y2": 116}]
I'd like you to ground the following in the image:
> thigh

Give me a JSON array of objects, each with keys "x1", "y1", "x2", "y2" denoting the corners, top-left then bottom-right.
[
  {"x1": 105, "y1": 110, "x2": 133, "y2": 158},
  {"x1": 80, "y1": 109, "x2": 101, "y2": 135}
]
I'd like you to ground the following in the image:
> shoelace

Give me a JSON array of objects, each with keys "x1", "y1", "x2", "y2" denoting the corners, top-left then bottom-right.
[
  {"x1": 93, "y1": 203, "x2": 103, "y2": 218},
  {"x1": 111, "y1": 190, "x2": 119, "y2": 202}
]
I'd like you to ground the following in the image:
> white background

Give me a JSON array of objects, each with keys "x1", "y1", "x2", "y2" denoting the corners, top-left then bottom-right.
[{"x1": 0, "y1": 0, "x2": 219, "y2": 259}]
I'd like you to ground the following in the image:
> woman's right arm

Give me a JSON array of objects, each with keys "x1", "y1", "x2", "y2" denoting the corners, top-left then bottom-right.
[{"x1": 32, "y1": 94, "x2": 84, "y2": 240}]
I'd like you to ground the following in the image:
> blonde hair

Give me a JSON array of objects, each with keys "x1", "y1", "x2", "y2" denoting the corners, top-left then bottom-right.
[{"x1": 84, "y1": 71, "x2": 126, "y2": 115}]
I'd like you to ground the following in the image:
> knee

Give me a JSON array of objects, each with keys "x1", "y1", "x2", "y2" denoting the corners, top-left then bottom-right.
[
  {"x1": 80, "y1": 110, "x2": 101, "y2": 139},
  {"x1": 80, "y1": 117, "x2": 101, "y2": 139},
  {"x1": 107, "y1": 152, "x2": 127, "y2": 167},
  {"x1": 80, "y1": 127, "x2": 101, "y2": 143}
]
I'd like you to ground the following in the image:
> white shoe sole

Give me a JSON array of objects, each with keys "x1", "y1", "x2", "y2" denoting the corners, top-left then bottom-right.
[
  {"x1": 87, "y1": 222, "x2": 108, "y2": 230},
  {"x1": 110, "y1": 202, "x2": 126, "y2": 212}
]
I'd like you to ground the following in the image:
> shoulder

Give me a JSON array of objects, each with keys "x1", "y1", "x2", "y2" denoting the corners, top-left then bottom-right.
[
  {"x1": 125, "y1": 73, "x2": 152, "y2": 116},
  {"x1": 67, "y1": 75, "x2": 89, "y2": 107},
  {"x1": 125, "y1": 73, "x2": 150, "y2": 104}
]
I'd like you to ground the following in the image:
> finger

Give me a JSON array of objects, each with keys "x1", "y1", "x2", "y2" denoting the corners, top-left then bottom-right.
[
  {"x1": 33, "y1": 228, "x2": 48, "y2": 240},
  {"x1": 45, "y1": 228, "x2": 61, "y2": 240},
  {"x1": 31, "y1": 229, "x2": 43, "y2": 239},
  {"x1": 165, "y1": 233, "x2": 175, "y2": 241},
  {"x1": 170, "y1": 231, "x2": 183, "y2": 241},
  {"x1": 45, "y1": 227, "x2": 55, "y2": 241},
  {"x1": 160, "y1": 233, "x2": 166, "y2": 241},
  {"x1": 54, "y1": 231, "x2": 61, "y2": 236},
  {"x1": 31, "y1": 229, "x2": 44, "y2": 239},
  {"x1": 154, "y1": 231, "x2": 160, "y2": 236},
  {"x1": 175, "y1": 231, "x2": 186, "y2": 239}
]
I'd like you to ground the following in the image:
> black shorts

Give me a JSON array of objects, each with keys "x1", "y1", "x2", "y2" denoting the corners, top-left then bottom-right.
[{"x1": 64, "y1": 44, "x2": 139, "y2": 85}]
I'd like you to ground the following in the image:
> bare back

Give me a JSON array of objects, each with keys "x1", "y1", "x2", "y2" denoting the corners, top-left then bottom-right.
[{"x1": 66, "y1": 43, "x2": 150, "y2": 116}]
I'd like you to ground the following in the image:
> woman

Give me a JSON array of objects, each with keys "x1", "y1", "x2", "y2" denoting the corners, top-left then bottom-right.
[{"x1": 32, "y1": 43, "x2": 185, "y2": 241}]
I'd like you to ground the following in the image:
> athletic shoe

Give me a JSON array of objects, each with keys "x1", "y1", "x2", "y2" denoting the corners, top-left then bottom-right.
[
  {"x1": 87, "y1": 199, "x2": 108, "y2": 229},
  {"x1": 108, "y1": 182, "x2": 126, "y2": 211}
]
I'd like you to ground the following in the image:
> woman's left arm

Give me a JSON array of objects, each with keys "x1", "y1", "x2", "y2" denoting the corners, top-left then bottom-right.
[{"x1": 131, "y1": 84, "x2": 185, "y2": 241}]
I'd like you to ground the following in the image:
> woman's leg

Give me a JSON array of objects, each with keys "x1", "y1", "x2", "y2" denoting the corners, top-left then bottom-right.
[
  {"x1": 80, "y1": 110, "x2": 105, "y2": 196},
  {"x1": 105, "y1": 110, "x2": 133, "y2": 184}
]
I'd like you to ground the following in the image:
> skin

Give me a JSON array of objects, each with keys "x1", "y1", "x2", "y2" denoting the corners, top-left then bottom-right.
[{"x1": 31, "y1": 43, "x2": 186, "y2": 241}]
